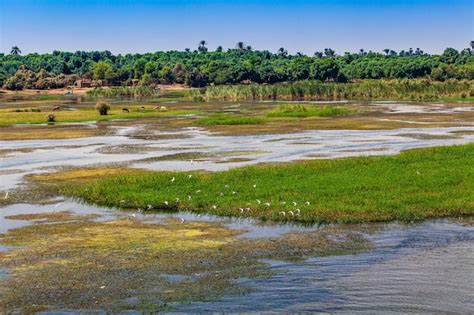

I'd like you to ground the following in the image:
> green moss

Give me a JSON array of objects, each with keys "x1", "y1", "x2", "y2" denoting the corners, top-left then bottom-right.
[{"x1": 194, "y1": 114, "x2": 267, "y2": 126}]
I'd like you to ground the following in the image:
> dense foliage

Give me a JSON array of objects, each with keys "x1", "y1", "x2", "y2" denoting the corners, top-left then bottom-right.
[{"x1": 1, "y1": 43, "x2": 473, "y2": 90}]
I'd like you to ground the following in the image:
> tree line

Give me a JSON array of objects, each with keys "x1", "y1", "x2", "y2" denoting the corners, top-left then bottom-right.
[{"x1": 1, "y1": 41, "x2": 473, "y2": 90}]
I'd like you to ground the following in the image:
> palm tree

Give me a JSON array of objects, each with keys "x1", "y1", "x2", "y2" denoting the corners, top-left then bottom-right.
[
  {"x1": 383, "y1": 49, "x2": 390, "y2": 55},
  {"x1": 10, "y1": 46, "x2": 21, "y2": 55},
  {"x1": 236, "y1": 41, "x2": 246, "y2": 53},
  {"x1": 277, "y1": 47, "x2": 288, "y2": 57},
  {"x1": 245, "y1": 45, "x2": 252, "y2": 51},
  {"x1": 198, "y1": 40, "x2": 208, "y2": 53}
]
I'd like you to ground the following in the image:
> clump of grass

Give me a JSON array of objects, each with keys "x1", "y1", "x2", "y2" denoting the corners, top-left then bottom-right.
[
  {"x1": 194, "y1": 114, "x2": 267, "y2": 126},
  {"x1": 95, "y1": 101, "x2": 111, "y2": 115},
  {"x1": 267, "y1": 104, "x2": 354, "y2": 118},
  {"x1": 51, "y1": 143, "x2": 474, "y2": 224}
]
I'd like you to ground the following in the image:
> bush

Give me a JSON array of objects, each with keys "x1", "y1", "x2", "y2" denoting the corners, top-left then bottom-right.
[
  {"x1": 47, "y1": 114, "x2": 55, "y2": 122},
  {"x1": 95, "y1": 102, "x2": 111, "y2": 115}
]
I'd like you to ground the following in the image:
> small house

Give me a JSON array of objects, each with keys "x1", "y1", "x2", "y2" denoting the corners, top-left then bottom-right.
[{"x1": 75, "y1": 79, "x2": 92, "y2": 88}]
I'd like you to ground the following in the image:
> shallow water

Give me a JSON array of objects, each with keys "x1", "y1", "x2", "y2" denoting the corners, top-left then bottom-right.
[
  {"x1": 1, "y1": 125, "x2": 474, "y2": 190},
  {"x1": 174, "y1": 220, "x2": 474, "y2": 313}
]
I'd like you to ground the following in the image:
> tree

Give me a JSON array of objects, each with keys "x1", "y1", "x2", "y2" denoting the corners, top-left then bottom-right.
[
  {"x1": 383, "y1": 49, "x2": 390, "y2": 56},
  {"x1": 92, "y1": 61, "x2": 113, "y2": 81},
  {"x1": 277, "y1": 47, "x2": 288, "y2": 57},
  {"x1": 216, "y1": 46, "x2": 223, "y2": 52},
  {"x1": 440, "y1": 48, "x2": 460, "y2": 64},
  {"x1": 324, "y1": 48, "x2": 336, "y2": 57},
  {"x1": 198, "y1": 40, "x2": 208, "y2": 53},
  {"x1": 10, "y1": 46, "x2": 21, "y2": 55},
  {"x1": 236, "y1": 41, "x2": 246, "y2": 53},
  {"x1": 172, "y1": 63, "x2": 187, "y2": 83}
]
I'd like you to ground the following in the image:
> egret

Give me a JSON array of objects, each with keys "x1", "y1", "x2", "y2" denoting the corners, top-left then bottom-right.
[
  {"x1": 147, "y1": 204, "x2": 153, "y2": 210},
  {"x1": 196, "y1": 190, "x2": 201, "y2": 193},
  {"x1": 120, "y1": 200, "x2": 126, "y2": 203},
  {"x1": 171, "y1": 177, "x2": 175, "y2": 182},
  {"x1": 245, "y1": 207, "x2": 250, "y2": 212},
  {"x1": 416, "y1": 170, "x2": 421, "y2": 175},
  {"x1": 232, "y1": 191, "x2": 237, "y2": 195},
  {"x1": 190, "y1": 160, "x2": 194, "y2": 165},
  {"x1": 188, "y1": 174, "x2": 193, "y2": 179},
  {"x1": 279, "y1": 211, "x2": 286, "y2": 216},
  {"x1": 188, "y1": 195, "x2": 192, "y2": 200},
  {"x1": 220, "y1": 192, "x2": 224, "y2": 197},
  {"x1": 295, "y1": 209, "x2": 301, "y2": 215},
  {"x1": 175, "y1": 198, "x2": 180, "y2": 203},
  {"x1": 256, "y1": 199, "x2": 261, "y2": 204},
  {"x1": 180, "y1": 217, "x2": 185, "y2": 223},
  {"x1": 253, "y1": 184, "x2": 257, "y2": 188},
  {"x1": 305, "y1": 201, "x2": 310, "y2": 206},
  {"x1": 264, "y1": 202, "x2": 270, "y2": 207},
  {"x1": 288, "y1": 211, "x2": 294, "y2": 216},
  {"x1": 212, "y1": 205, "x2": 217, "y2": 209},
  {"x1": 164, "y1": 201, "x2": 169, "y2": 206},
  {"x1": 292, "y1": 201, "x2": 297, "y2": 206},
  {"x1": 4, "y1": 192, "x2": 8, "y2": 200},
  {"x1": 240, "y1": 208, "x2": 244, "y2": 213}
]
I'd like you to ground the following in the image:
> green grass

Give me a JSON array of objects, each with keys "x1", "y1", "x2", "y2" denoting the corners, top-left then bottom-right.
[
  {"x1": 441, "y1": 96, "x2": 474, "y2": 102},
  {"x1": 0, "y1": 106, "x2": 201, "y2": 126},
  {"x1": 57, "y1": 143, "x2": 474, "y2": 224},
  {"x1": 193, "y1": 114, "x2": 267, "y2": 126},
  {"x1": 267, "y1": 104, "x2": 355, "y2": 118}
]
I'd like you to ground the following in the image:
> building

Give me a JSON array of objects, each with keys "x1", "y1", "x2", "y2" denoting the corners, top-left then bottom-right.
[{"x1": 75, "y1": 79, "x2": 92, "y2": 88}]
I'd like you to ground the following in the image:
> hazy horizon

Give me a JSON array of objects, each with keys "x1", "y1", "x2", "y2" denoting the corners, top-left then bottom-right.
[{"x1": 1, "y1": 0, "x2": 472, "y2": 55}]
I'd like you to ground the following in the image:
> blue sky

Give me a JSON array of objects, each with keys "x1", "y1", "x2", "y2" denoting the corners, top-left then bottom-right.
[{"x1": 0, "y1": 0, "x2": 472, "y2": 55}]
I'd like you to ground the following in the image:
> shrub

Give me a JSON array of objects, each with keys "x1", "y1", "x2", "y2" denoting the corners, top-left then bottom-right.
[
  {"x1": 95, "y1": 102, "x2": 111, "y2": 115},
  {"x1": 47, "y1": 114, "x2": 55, "y2": 122}
]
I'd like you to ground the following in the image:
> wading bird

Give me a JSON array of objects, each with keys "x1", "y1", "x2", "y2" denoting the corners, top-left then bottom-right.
[
  {"x1": 279, "y1": 211, "x2": 286, "y2": 216},
  {"x1": 305, "y1": 201, "x2": 310, "y2": 206},
  {"x1": 171, "y1": 177, "x2": 175, "y2": 182},
  {"x1": 4, "y1": 192, "x2": 8, "y2": 200}
]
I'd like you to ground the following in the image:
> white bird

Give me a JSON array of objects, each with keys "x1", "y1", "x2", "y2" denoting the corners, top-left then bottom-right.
[
  {"x1": 288, "y1": 210, "x2": 294, "y2": 216},
  {"x1": 245, "y1": 207, "x2": 250, "y2": 212},
  {"x1": 212, "y1": 205, "x2": 217, "y2": 209},
  {"x1": 256, "y1": 199, "x2": 261, "y2": 204},
  {"x1": 129, "y1": 213, "x2": 136, "y2": 220},
  {"x1": 180, "y1": 217, "x2": 185, "y2": 223},
  {"x1": 295, "y1": 209, "x2": 301, "y2": 215},
  {"x1": 120, "y1": 200, "x2": 126, "y2": 203},
  {"x1": 279, "y1": 211, "x2": 286, "y2": 216},
  {"x1": 281, "y1": 201, "x2": 287, "y2": 205},
  {"x1": 305, "y1": 201, "x2": 310, "y2": 206},
  {"x1": 232, "y1": 191, "x2": 237, "y2": 195},
  {"x1": 264, "y1": 202, "x2": 270, "y2": 207},
  {"x1": 188, "y1": 174, "x2": 193, "y2": 179},
  {"x1": 4, "y1": 192, "x2": 8, "y2": 200},
  {"x1": 147, "y1": 204, "x2": 153, "y2": 210},
  {"x1": 240, "y1": 208, "x2": 244, "y2": 213},
  {"x1": 253, "y1": 184, "x2": 257, "y2": 188},
  {"x1": 225, "y1": 184, "x2": 229, "y2": 188},
  {"x1": 292, "y1": 201, "x2": 297, "y2": 206},
  {"x1": 175, "y1": 198, "x2": 180, "y2": 203},
  {"x1": 171, "y1": 177, "x2": 175, "y2": 182},
  {"x1": 164, "y1": 201, "x2": 169, "y2": 206},
  {"x1": 220, "y1": 192, "x2": 224, "y2": 197},
  {"x1": 188, "y1": 195, "x2": 192, "y2": 200},
  {"x1": 190, "y1": 160, "x2": 194, "y2": 165},
  {"x1": 416, "y1": 170, "x2": 421, "y2": 175},
  {"x1": 196, "y1": 190, "x2": 201, "y2": 193}
]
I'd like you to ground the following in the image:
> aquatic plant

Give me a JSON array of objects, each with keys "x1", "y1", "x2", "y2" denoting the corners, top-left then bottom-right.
[
  {"x1": 267, "y1": 104, "x2": 354, "y2": 118},
  {"x1": 186, "y1": 79, "x2": 473, "y2": 101}
]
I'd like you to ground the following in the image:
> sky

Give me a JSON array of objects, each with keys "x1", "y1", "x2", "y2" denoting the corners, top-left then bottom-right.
[{"x1": 0, "y1": 0, "x2": 472, "y2": 55}]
